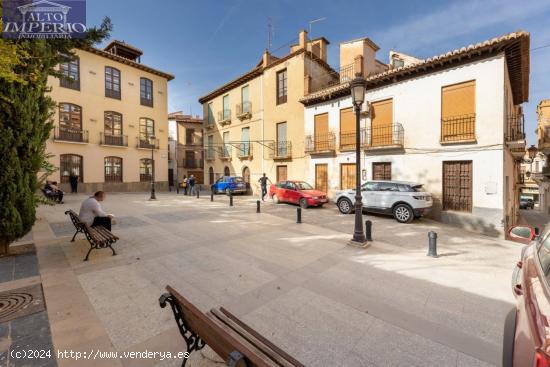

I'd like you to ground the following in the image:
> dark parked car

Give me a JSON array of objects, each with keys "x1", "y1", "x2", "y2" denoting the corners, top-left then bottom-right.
[
  {"x1": 520, "y1": 198, "x2": 534, "y2": 210},
  {"x1": 503, "y1": 224, "x2": 550, "y2": 366}
]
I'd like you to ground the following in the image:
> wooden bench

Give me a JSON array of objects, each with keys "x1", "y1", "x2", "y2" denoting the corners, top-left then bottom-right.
[
  {"x1": 65, "y1": 210, "x2": 119, "y2": 261},
  {"x1": 41, "y1": 188, "x2": 58, "y2": 202},
  {"x1": 159, "y1": 286, "x2": 304, "y2": 367}
]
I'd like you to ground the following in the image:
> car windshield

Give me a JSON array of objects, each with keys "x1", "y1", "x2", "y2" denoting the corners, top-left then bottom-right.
[{"x1": 295, "y1": 182, "x2": 313, "y2": 190}]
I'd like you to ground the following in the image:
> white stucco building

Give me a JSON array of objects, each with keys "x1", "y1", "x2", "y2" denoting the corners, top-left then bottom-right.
[{"x1": 300, "y1": 32, "x2": 530, "y2": 236}]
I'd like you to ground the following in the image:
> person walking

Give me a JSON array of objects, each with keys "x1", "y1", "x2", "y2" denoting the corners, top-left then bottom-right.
[
  {"x1": 258, "y1": 173, "x2": 271, "y2": 201},
  {"x1": 188, "y1": 175, "x2": 196, "y2": 196},
  {"x1": 69, "y1": 170, "x2": 79, "y2": 193}
]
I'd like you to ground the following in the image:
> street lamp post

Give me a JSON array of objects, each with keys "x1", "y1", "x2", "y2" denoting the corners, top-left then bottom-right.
[
  {"x1": 527, "y1": 144, "x2": 538, "y2": 174},
  {"x1": 349, "y1": 74, "x2": 368, "y2": 245},
  {"x1": 149, "y1": 135, "x2": 157, "y2": 200}
]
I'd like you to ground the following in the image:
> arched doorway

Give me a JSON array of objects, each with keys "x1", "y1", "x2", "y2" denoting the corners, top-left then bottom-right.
[
  {"x1": 208, "y1": 167, "x2": 214, "y2": 185},
  {"x1": 242, "y1": 166, "x2": 251, "y2": 193},
  {"x1": 224, "y1": 166, "x2": 230, "y2": 176}
]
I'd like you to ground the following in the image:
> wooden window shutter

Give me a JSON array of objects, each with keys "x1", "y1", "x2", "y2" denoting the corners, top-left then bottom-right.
[
  {"x1": 441, "y1": 81, "x2": 475, "y2": 118},
  {"x1": 371, "y1": 99, "x2": 393, "y2": 147}
]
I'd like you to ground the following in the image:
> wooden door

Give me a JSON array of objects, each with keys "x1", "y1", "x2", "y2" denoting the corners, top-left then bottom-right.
[
  {"x1": 340, "y1": 108, "x2": 355, "y2": 151},
  {"x1": 442, "y1": 161, "x2": 472, "y2": 212},
  {"x1": 314, "y1": 113, "x2": 329, "y2": 151},
  {"x1": 340, "y1": 163, "x2": 356, "y2": 190},
  {"x1": 277, "y1": 165, "x2": 287, "y2": 182},
  {"x1": 372, "y1": 162, "x2": 391, "y2": 180},
  {"x1": 371, "y1": 99, "x2": 393, "y2": 147},
  {"x1": 315, "y1": 164, "x2": 328, "y2": 193}
]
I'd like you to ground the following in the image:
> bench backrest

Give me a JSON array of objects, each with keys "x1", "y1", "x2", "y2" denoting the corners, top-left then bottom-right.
[
  {"x1": 166, "y1": 285, "x2": 299, "y2": 367},
  {"x1": 65, "y1": 210, "x2": 83, "y2": 228}
]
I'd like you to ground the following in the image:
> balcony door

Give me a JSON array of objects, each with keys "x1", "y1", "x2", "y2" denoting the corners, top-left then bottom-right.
[
  {"x1": 340, "y1": 108, "x2": 355, "y2": 151},
  {"x1": 277, "y1": 122, "x2": 287, "y2": 156},
  {"x1": 314, "y1": 113, "x2": 328, "y2": 151},
  {"x1": 371, "y1": 99, "x2": 393, "y2": 147},
  {"x1": 441, "y1": 81, "x2": 476, "y2": 142}
]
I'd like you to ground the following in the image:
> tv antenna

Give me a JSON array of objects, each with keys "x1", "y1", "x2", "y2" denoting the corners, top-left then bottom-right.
[{"x1": 267, "y1": 17, "x2": 274, "y2": 51}]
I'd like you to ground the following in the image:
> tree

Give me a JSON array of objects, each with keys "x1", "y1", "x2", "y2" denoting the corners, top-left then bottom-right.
[{"x1": 0, "y1": 6, "x2": 112, "y2": 255}]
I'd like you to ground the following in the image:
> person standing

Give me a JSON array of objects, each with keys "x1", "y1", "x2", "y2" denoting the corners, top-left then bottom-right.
[
  {"x1": 188, "y1": 175, "x2": 196, "y2": 196},
  {"x1": 69, "y1": 170, "x2": 79, "y2": 193},
  {"x1": 79, "y1": 191, "x2": 114, "y2": 231},
  {"x1": 182, "y1": 175, "x2": 188, "y2": 195},
  {"x1": 258, "y1": 173, "x2": 271, "y2": 201}
]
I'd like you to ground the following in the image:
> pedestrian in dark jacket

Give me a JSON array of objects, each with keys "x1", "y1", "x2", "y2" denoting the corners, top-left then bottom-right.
[{"x1": 69, "y1": 171, "x2": 79, "y2": 193}]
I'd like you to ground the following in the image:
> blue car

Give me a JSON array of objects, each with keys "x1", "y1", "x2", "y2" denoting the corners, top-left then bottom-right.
[{"x1": 212, "y1": 176, "x2": 247, "y2": 194}]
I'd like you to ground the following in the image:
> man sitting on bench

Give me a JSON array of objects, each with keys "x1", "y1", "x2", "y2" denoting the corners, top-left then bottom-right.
[
  {"x1": 79, "y1": 191, "x2": 114, "y2": 231},
  {"x1": 44, "y1": 181, "x2": 64, "y2": 203}
]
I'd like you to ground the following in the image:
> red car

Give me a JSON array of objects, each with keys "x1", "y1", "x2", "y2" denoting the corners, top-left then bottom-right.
[
  {"x1": 269, "y1": 180, "x2": 328, "y2": 208},
  {"x1": 504, "y1": 224, "x2": 550, "y2": 367}
]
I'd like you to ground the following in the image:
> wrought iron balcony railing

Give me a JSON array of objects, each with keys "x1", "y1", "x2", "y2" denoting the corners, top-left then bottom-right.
[
  {"x1": 54, "y1": 127, "x2": 89, "y2": 143},
  {"x1": 268, "y1": 141, "x2": 292, "y2": 159},
  {"x1": 205, "y1": 117, "x2": 216, "y2": 129},
  {"x1": 363, "y1": 123, "x2": 404, "y2": 149},
  {"x1": 218, "y1": 110, "x2": 231, "y2": 125},
  {"x1": 140, "y1": 97, "x2": 153, "y2": 107},
  {"x1": 237, "y1": 143, "x2": 253, "y2": 159},
  {"x1": 136, "y1": 137, "x2": 159, "y2": 149},
  {"x1": 100, "y1": 133, "x2": 128, "y2": 147},
  {"x1": 205, "y1": 147, "x2": 216, "y2": 160},
  {"x1": 181, "y1": 158, "x2": 204, "y2": 169},
  {"x1": 339, "y1": 131, "x2": 357, "y2": 151},
  {"x1": 505, "y1": 114, "x2": 525, "y2": 142},
  {"x1": 305, "y1": 132, "x2": 336, "y2": 153},
  {"x1": 60, "y1": 77, "x2": 80, "y2": 91},
  {"x1": 440, "y1": 114, "x2": 476, "y2": 143},
  {"x1": 236, "y1": 102, "x2": 252, "y2": 119},
  {"x1": 218, "y1": 145, "x2": 232, "y2": 160}
]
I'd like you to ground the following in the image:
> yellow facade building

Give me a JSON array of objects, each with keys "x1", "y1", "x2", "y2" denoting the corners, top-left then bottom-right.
[
  {"x1": 45, "y1": 40, "x2": 174, "y2": 192},
  {"x1": 198, "y1": 30, "x2": 338, "y2": 194}
]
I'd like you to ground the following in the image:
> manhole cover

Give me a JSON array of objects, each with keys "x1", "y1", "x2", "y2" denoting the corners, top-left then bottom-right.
[{"x1": 0, "y1": 284, "x2": 44, "y2": 323}]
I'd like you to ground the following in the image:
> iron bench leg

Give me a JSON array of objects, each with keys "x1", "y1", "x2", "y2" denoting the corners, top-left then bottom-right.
[
  {"x1": 159, "y1": 293, "x2": 205, "y2": 367},
  {"x1": 83, "y1": 245, "x2": 95, "y2": 262},
  {"x1": 71, "y1": 229, "x2": 80, "y2": 242}
]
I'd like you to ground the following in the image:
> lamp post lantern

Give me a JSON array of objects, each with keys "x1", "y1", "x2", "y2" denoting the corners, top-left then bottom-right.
[
  {"x1": 349, "y1": 74, "x2": 368, "y2": 245},
  {"x1": 527, "y1": 144, "x2": 538, "y2": 175},
  {"x1": 149, "y1": 135, "x2": 157, "y2": 200}
]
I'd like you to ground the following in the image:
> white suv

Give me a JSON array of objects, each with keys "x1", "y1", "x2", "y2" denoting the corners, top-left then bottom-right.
[{"x1": 335, "y1": 181, "x2": 433, "y2": 223}]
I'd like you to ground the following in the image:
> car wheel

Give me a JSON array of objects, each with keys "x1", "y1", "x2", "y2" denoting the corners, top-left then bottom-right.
[
  {"x1": 393, "y1": 204, "x2": 414, "y2": 223},
  {"x1": 502, "y1": 308, "x2": 517, "y2": 367},
  {"x1": 273, "y1": 194, "x2": 280, "y2": 204},
  {"x1": 299, "y1": 198, "x2": 308, "y2": 209},
  {"x1": 337, "y1": 198, "x2": 353, "y2": 214}
]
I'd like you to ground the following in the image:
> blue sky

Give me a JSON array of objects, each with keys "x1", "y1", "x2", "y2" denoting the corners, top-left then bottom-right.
[{"x1": 87, "y1": 0, "x2": 550, "y2": 145}]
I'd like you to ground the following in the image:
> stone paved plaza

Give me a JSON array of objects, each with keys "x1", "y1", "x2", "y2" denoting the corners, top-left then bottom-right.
[{"x1": 24, "y1": 191, "x2": 521, "y2": 366}]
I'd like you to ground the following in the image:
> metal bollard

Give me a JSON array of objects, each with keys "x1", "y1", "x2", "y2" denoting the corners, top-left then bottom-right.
[
  {"x1": 427, "y1": 231, "x2": 438, "y2": 257},
  {"x1": 210, "y1": 192, "x2": 214, "y2": 202},
  {"x1": 196, "y1": 189, "x2": 199, "y2": 198},
  {"x1": 256, "y1": 200, "x2": 261, "y2": 213},
  {"x1": 365, "y1": 220, "x2": 373, "y2": 241},
  {"x1": 229, "y1": 193, "x2": 233, "y2": 207},
  {"x1": 296, "y1": 207, "x2": 302, "y2": 223}
]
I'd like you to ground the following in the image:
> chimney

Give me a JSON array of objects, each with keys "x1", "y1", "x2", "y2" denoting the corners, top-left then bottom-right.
[
  {"x1": 340, "y1": 37, "x2": 380, "y2": 77},
  {"x1": 262, "y1": 49, "x2": 271, "y2": 67},
  {"x1": 299, "y1": 29, "x2": 308, "y2": 49}
]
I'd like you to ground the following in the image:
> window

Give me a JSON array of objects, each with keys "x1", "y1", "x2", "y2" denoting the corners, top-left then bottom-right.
[
  {"x1": 241, "y1": 85, "x2": 250, "y2": 113},
  {"x1": 186, "y1": 128, "x2": 195, "y2": 145},
  {"x1": 276, "y1": 122, "x2": 287, "y2": 157},
  {"x1": 224, "y1": 166, "x2": 230, "y2": 176},
  {"x1": 59, "y1": 56, "x2": 80, "y2": 90},
  {"x1": 140, "y1": 158, "x2": 153, "y2": 182},
  {"x1": 207, "y1": 135, "x2": 214, "y2": 159},
  {"x1": 240, "y1": 127, "x2": 250, "y2": 156},
  {"x1": 58, "y1": 103, "x2": 83, "y2": 142},
  {"x1": 339, "y1": 108, "x2": 355, "y2": 151},
  {"x1": 223, "y1": 131, "x2": 230, "y2": 157},
  {"x1": 105, "y1": 66, "x2": 121, "y2": 99},
  {"x1": 276, "y1": 69, "x2": 287, "y2": 104},
  {"x1": 139, "y1": 118, "x2": 155, "y2": 146},
  {"x1": 441, "y1": 81, "x2": 476, "y2": 142},
  {"x1": 140, "y1": 78, "x2": 153, "y2": 107},
  {"x1": 103, "y1": 111, "x2": 123, "y2": 146},
  {"x1": 370, "y1": 99, "x2": 393, "y2": 147},
  {"x1": 276, "y1": 165, "x2": 287, "y2": 182},
  {"x1": 222, "y1": 95, "x2": 230, "y2": 120},
  {"x1": 207, "y1": 103, "x2": 214, "y2": 125},
  {"x1": 376, "y1": 182, "x2": 399, "y2": 191},
  {"x1": 442, "y1": 161, "x2": 472, "y2": 212},
  {"x1": 313, "y1": 113, "x2": 329, "y2": 151},
  {"x1": 105, "y1": 157, "x2": 123, "y2": 182},
  {"x1": 372, "y1": 162, "x2": 391, "y2": 181},
  {"x1": 60, "y1": 154, "x2": 83, "y2": 183},
  {"x1": 340, "y1": 163, "x2": 356, "y2": 190},
  {"x1": 392, "y1": 58, "x2": 404, "y2": 68}
]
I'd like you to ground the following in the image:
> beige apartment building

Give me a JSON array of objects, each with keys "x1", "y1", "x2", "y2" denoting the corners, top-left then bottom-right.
[
  {"x1": 198, "y1": 30, "x2": 338, "y2": 194},
  {"x1": 534, "y1": 100, "x2": 550, "y2": 212},
  {"x1": 168, "y1": 112, "x2": 204, "y2": 185},
  {"x1": 45, "y1": 40, "x2": 174, "y2": 192}
]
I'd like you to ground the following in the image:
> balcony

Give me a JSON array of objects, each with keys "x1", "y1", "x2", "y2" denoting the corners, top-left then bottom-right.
[
  {"x1": 339, "y1": 131, "x2": 357, "y2": 151},
  {"x1": 185, "y1": 138, "x2": 203, "y2": 146},
  {"x1": 506, "y1": 114, "x2": 526, "y2": 160},
  {"x1": 205, "y1": 148, "x2": 216, "y2": 161},
  {"x1": 54, "y1": 127, "x2": 88, "y2": 143},
  {"x1": 236, "y1": 102, "x2": 252, "y2": 120},
  {"x1": 181, "y1": 158, "x2": 204, "y2": 169},
  {"x1": 305, "y1": 132, "x2": 336, "y2": 155},
  {"x1": 100, "y1": 133, "x2": 128, "y2": 147},
  {"x1": 205, "y1": 117, "x2": 215, "y2": 130},
  {"x1": 140, "y1": 97, "x2": 153, "y2": 108},
  {"x1": 269, "y1": 141, "x2": 292, "y2": 160},
  {"x1": 136, "y1": 137, "x2": 159, "y2": 149},
  {"x1": 218, "y1": 110, "x2": 231, "y2": 126},
  {"x1": 237, "y1": 143, "x2": 253, "y2": 159},
  {"x1": 440, "y1": 114, "x2": 476, "y2": 144},
  {"x1": 218, "y1": 146, "x2": 232, "y2": 160},
  {"x1": 363, "y1": 123, "x2": 404, "y2": 151}
]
